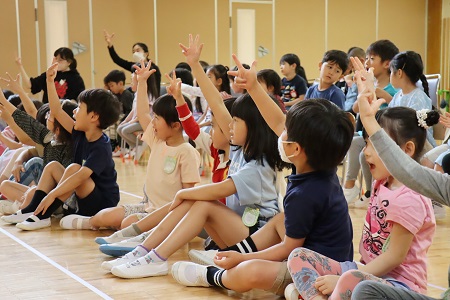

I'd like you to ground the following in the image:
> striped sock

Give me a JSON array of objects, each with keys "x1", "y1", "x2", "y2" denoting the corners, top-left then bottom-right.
[
  {"x1": 222, "y1": 236, "x2": 257, "y2": 253},
  {"x1": 206, "y1": 267, "x2": 228, "y2": 289}
]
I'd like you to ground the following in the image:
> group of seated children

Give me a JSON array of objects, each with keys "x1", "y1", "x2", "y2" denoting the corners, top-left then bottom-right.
[{"x1": 0, "y1": 32, "x2": 449, "y2": 300}]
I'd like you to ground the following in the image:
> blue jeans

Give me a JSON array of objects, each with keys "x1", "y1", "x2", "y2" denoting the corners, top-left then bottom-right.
[
  {"x1": 10, "y1": 157, "x2": 44, "y2": 185},
  {"x1": 351, "y1": 281, "x2": 438, "y2": 300}
]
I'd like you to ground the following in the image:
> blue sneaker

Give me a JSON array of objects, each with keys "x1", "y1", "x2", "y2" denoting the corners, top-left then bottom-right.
[{"x1": 99, "y1": 231, "x2": 149, "y2": 256}]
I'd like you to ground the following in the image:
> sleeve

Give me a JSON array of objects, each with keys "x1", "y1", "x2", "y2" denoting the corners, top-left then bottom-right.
[
  {"x1": 64, "y1": 72, "x2": 85, "y2": 100},
  {"x1": 108, "y1": 46, "x2": 134, "y2": 72},
  {"x1": 296, "y1": 77, "x2": 308, "y2": 96},
  {"x1": 370, "y1": 129, "x2": 450, "y2": 206},
  {"x1": 11, "y1": 109, "x2": 51, "y2": 145},
  {"x1": 176, "y1": 103, "x2": 200, "y2": 140},
  {"x1": 228, "y1": 161, "x2": 264, "y2": 206},
  {"x1": 82, "y1": 141, "x2": 109, "y2": 176},
  {"x1": 178, "y1": 146, "x2": 201, "y2": 184},
  {"x1": 344, "y1": 85, "x2": 358, "y2": 111},
  {"x1": 181, "y1": 83, "x2": 205, "y2": 98},
  {"x1": 141, "y1": 122, "x2": 156, "y2": 148},
  {"x1": 385, "y1": 191, "x2": 427, "y2": 235},
  {"x1": 284, "y1": 191, "x2": 322, "y2": 239},
  {"x1": 30, "y1": 72, "x2": 47, "y2": 95}
]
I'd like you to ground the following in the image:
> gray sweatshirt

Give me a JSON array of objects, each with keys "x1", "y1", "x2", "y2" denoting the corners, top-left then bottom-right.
[{"x1": 370, "y1": 129, "x2": 450, "y2": 206}]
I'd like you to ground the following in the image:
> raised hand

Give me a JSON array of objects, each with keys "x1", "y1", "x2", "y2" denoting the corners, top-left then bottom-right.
[
  {"x1": 440, "y1": 112, "x2": 450, "y2": 128},
  {"x1": 179, "y1": 34, "x2": 204, "y2": 66},
  {"x1": 350, "y1": 56, "x2": 375, "y2": 96},
  {"x1": 227, "y1": 54, "x2": 258, "y2": 92},
  {"x1": 46, "y1": 62, "x2": 58, "y2": 82},
  {"x1": 0, "y1": 73, "x2": 22, "y2": 93},
  {"x1": 15, "y1": 55, "x2": 23, "y2": 67},
  {"x1": 165, "y1": 71, "x2": 182, "y2": 99},
  {"x1": 133, "y1": 60, "x2": 156, "y2": 82},
  {"x1": 103, "y1": 30, "x2": 115, "y2": 47}
]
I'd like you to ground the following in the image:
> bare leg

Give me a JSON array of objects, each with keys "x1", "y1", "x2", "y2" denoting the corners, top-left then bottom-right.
[
  {"x1": 250, "y1": 212, "x2": 285, "y2": 250},
  {"x1": 0, "y1": 181, "x2": 29, "y2": 202}
]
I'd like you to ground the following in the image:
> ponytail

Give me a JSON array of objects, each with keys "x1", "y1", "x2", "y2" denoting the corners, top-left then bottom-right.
[{"x1": 419, "y1": 74, "x2": 429, "y2": 97}]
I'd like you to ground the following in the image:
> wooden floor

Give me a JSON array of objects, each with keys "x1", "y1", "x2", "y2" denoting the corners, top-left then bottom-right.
[{"x1": 0, "y1": 158, "x2": 449, "y2": 299}]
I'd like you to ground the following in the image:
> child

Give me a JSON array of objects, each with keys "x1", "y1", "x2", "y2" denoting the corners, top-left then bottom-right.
[
  {"x1": 344, "y1": 47, "x2": 366, "y2": 113},
  {"x1": 170, "y1": 54, "x2": 354, "y2": 297},
  {"x1": 257, "y1": 68, "x2": 286, "y2": 113},
  {"x1": 304, "y1": 50, "x2": 348, "y2": 109},
  {"x1": 287, "y1": 82, "x2": 438, "y2": 298},
  {"x1": 229, "y1": 64, "x2": 250, "y2": 96},
  {"x1": 279, "y1": 53, "x2": 308, "y2": 109},
  {"x1": 16, "y1": 48, "x2": 85, "y2": 103},
  {"x1": 104, "y1": 70, "x2": 134, "y2": 117},
  {"x1": 344, "y1": 40, "x2": 400, "y2": 206},
  {"x1": 100, "y1": 34, "x2": 286, "y2": 279},
  {"x1": 344, "y1": 59, "x2": 450, "y2": 300},
  {"x1": 0, "y1": 62, "x2": 121, "y2": 230},
  {"x1": 59, "y1": 68, "x2": 201, "y2": 230}
]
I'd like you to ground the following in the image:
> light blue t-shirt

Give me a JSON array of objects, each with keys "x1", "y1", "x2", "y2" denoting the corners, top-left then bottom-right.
[
  {"x1": 380, "y1": 83, "x2": 399, "y2": 109},
  {"x1": 344, "y1": 84, "x2": 358, "y2": 111},
  {"x1": 226, "y1": 147, "x2": 279, "y2": 219}
]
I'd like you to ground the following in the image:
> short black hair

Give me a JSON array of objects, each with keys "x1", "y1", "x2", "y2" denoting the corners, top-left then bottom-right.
[
  {"x1": 3, "y1": 89, "x2": 14, "y2": 100},
  {"x1": 174, "y1": 68, "x2": 194, "y2": 86},
  {"x1": 286, "y1": 99, "x2": 353, "y2": 171},
  {"x1": 77, "y1": 89, "x2": 121, "y2": 129},
  {"x1": 364, "y1": 107, "x2": 440, "y2": 161},
  {"x1": 366, "y1": 40, "x2": 399, "y2": 62},
  {"x1": 175, "y1": 62, "x2": 192, "y2": 72},
  {"x1": 8, "y1": 94, "x2": 22, "y2": 107},
  {"x1": 104, "y1": 70, "x2": 126, "y2": 85},
  {"x1": 36, "y1": 103, "x2": 50, "y2": 126},
  {"x1": 231, "y1": 93, "x2": 289, "y2": 171},
  {"x1": 54, "y1": 47, "x2": 77, "y2": 70},
  {"x1": 257, "y1": 69, "x2": 282, "y2": 96},
  {"x1": 53, "y1": 100, "x2": 78, "y2": 144},
  {"x1": 322, "y1": 50, "x2": 349, "y2": 73},
  {"x1": 152, "y1": 94, "x2": 193, "y2": 127},
  {"x1": 347, "y1": 47, "x2": 365, "y2": 59}
]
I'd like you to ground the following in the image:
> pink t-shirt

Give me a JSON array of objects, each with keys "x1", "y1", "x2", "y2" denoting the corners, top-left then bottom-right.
[
  {"x1": 359, "y1": 179, "x2": 436, "y2": 293},
  {"x1": 141, "y1": 125, "x2": 201, "y2": 211}
]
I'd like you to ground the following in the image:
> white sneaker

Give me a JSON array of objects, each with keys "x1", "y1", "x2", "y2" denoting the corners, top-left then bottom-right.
[
  {"x1": 112, "y1": 148, "x2": 121, "y2": 157},
  {"x1": 101, "y1": 247, "x2": 146, "y2": 271},
  {"x1": 95, "y1": 230, "x2": 136, "y2": 245},
  {"x1": 433, "y1": 201, "x2": 447, "y2": 220},
  {"x1": 354, "y1": 192, "x2": 371, "y2": 209},
  {"x1": 343, "y1": 185, "x2": 360, "y2": 204},
  {"x1": 111, "y1": 254, "x2": 168, "y2": 278},
  {"x1": 16, "y1": 215, "x2": 51, "y2": 231},
  {"x1": 171, "y1": 261, "x2": 211, "y2": 287},
  {"x1": 284, "y1": 283, "x2": 300, "y2": 300},
  {"x1": 1, "y1": 210, "x2": 33, "y2": 224},
  {"x1": 0, "y1": 200, "x2": 20, "y2": 215},
  {"x1": 188, "y1": 249, "x2": 218, "y2": 266},
  {"x1": 99, "y1": 232, "x2": 151, "y2": 257}
]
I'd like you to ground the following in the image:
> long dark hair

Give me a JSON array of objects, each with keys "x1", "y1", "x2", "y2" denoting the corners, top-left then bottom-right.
[
  {"x1": 54, "y1": 47, "x2": 77, "y2": 70},
  {"x1": 390, "y1": 51, "x2": 429, "y2": 97}
]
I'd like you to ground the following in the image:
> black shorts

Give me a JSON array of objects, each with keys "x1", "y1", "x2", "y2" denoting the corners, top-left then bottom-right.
[{"x1": 76, "y1": 186, "x2": 112, "y2": 216}]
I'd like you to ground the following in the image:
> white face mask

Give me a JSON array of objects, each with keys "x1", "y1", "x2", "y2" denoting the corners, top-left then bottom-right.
[
  {"x1": 278, "y1": 135, "x2": 295, "y2": 163},
  {"x1": 133, "y1": 51, "x2": 145, "y2": 63}
]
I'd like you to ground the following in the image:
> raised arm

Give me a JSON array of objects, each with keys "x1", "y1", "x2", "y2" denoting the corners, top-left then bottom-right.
[
  {"x1": 46, "y1": 63, "x2": 74, "y2": 133},
  {"x1": 180, "y1": 34, "x2": 232, "y2": 140},
  {"x1": 229, "y1": 54, "x2": 285, "y2": 137},
  {"x1": 134, "y1": 60, "x2": 156, "y2": 131},
  {"x1": 0, "y1": 73, "x2": 38, "y2": 118},
  {"x1": 15, "y1": 55, "x2": 32, "y2": 89}
]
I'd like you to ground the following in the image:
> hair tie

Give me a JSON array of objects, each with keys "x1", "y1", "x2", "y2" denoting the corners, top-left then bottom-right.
[{"x1": 416, "y1": 109, "x2": 429, "y2": 129}]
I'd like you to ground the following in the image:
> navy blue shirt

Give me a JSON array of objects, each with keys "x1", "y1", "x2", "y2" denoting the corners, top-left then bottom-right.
[
  {"x1": 284, "y1": 170, "x2": 353, "y2": 262},
  {"x1": 305, "y1": 84, "x2": 345, "y2": 109},
  {"x1": 281, "y1": 75, "x2": 308, "y2": 103},
  {"x1": 72, "y1": 129, "x2": 119, "y2": 208}
]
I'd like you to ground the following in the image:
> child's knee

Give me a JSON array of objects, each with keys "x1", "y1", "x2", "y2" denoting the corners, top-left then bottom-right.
[{"x1": 288, "y1": 247, "x2": 310, "y2": 264}]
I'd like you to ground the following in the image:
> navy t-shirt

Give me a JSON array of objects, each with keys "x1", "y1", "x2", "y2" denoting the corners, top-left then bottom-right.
[
  {"x1": 281, "y1": 75, "x2": 308, "y2": 102},
  {"x1": 284, "y1": 170, "x2": 353, "y2": 262},
  {"x1": 305, "y1": 84, "x2": 345, "y2": 109},
  {"x1": 72, "y1": 129, "x2": 119, "y2": 208}
]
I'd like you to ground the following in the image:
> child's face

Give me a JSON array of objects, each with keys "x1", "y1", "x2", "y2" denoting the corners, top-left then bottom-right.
[
  {"x1": 280, "y1": 62, "x2": 296, "y2": 77},
  {"x1": 319, "y1": 62, "x2": 343, "y2": 85},
  {"x1": 206, "y1": 69, "x2": 222, "y2": 91},
  {"x1": 210, "y1": 115, "x2": 229, "y2": 150},
  {"x1": 107, "y1": 82, "x2": 123, "y2": 95},
  {"x1": 55, "y1": 55, "x2": 71, "y2": 72},
  {"x1": 230, "y1": 77, "x2": 243, "y2": 94},
  {"x1": 151, "y1": 114, "x2": 172, "y2": 141},
  {"x1": 363, "y1": 138, "x2": 390, "y2": 180},
  {"x1": 73, "y1": 102, "x2": 91, "y2": 131},
  {"x1": 365, "y1": 54, "x2": 389, "y2": 79},
  {"x1": 389, "y1": 68, "x2": 402, "y2": 89},
  {"x1": 229, "y1": 116, "x2": 247, "y2": 146}
]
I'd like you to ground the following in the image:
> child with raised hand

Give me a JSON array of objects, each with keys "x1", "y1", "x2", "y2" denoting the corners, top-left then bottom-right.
[
  {"x1": 286, "y1": 62, "x2": 438, "y2": 299},
  {"x1": 1, "y1": 62, "x2": 121, "y2": 230},
  {"x1": 304, "y1": 50, "x2": 348, "y2": 109},
  {"x1": 59, "y1": 63, "x2": 201, "y2": 231},
  {"x1": 171, "y1": 53, "x2": 354, "y2": 297},
  {"x1": 279, "y1": 53, "x2": 308, "y2": 109},
  {"x1": 100, "y1": 34, "x2": 286, "y2": 279}
]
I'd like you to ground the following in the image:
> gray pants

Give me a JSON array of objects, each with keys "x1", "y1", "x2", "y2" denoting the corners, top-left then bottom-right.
[
  {"x1": 117, "y1": 122, "x2": 142, "y2": 148},
  {"x1": 345, "y1": 135, "x2": 372, "y2": 192},
  {"x1": 351, "y1": 281, "x2": 438, "y2": 300}
]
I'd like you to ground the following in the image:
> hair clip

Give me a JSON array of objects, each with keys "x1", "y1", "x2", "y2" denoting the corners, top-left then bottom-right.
[{"x1": 416, "y1": 109, "x2": 429, "y2": 129}]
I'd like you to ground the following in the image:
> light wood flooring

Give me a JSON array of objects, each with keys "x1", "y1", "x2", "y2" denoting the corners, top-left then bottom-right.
[{"x1": 0, "y1": 157, "x2": 449, "y2": 299}]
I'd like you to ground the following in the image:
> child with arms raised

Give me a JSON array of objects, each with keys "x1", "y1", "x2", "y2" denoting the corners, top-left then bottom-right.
[
  {"x1": 1, "y1": 63, "x2": 121, "y2": 230},
  {"x1": 100, "y1": 35, "x2": 286, "y2": 279},
  {"x1": 287, "y1": 65, "x2": 438, "y2": 298},
  {"x1": 171, "y1": 53, "x2": 354, "y2": 297}
]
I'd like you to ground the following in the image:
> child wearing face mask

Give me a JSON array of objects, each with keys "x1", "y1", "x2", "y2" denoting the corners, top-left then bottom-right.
[
  {"x1": 103, "y1": 30, "x2": 161, "y2": 92},
  {"x1": 15, "y1": 47, "x2": 85, "y2": 103}
]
